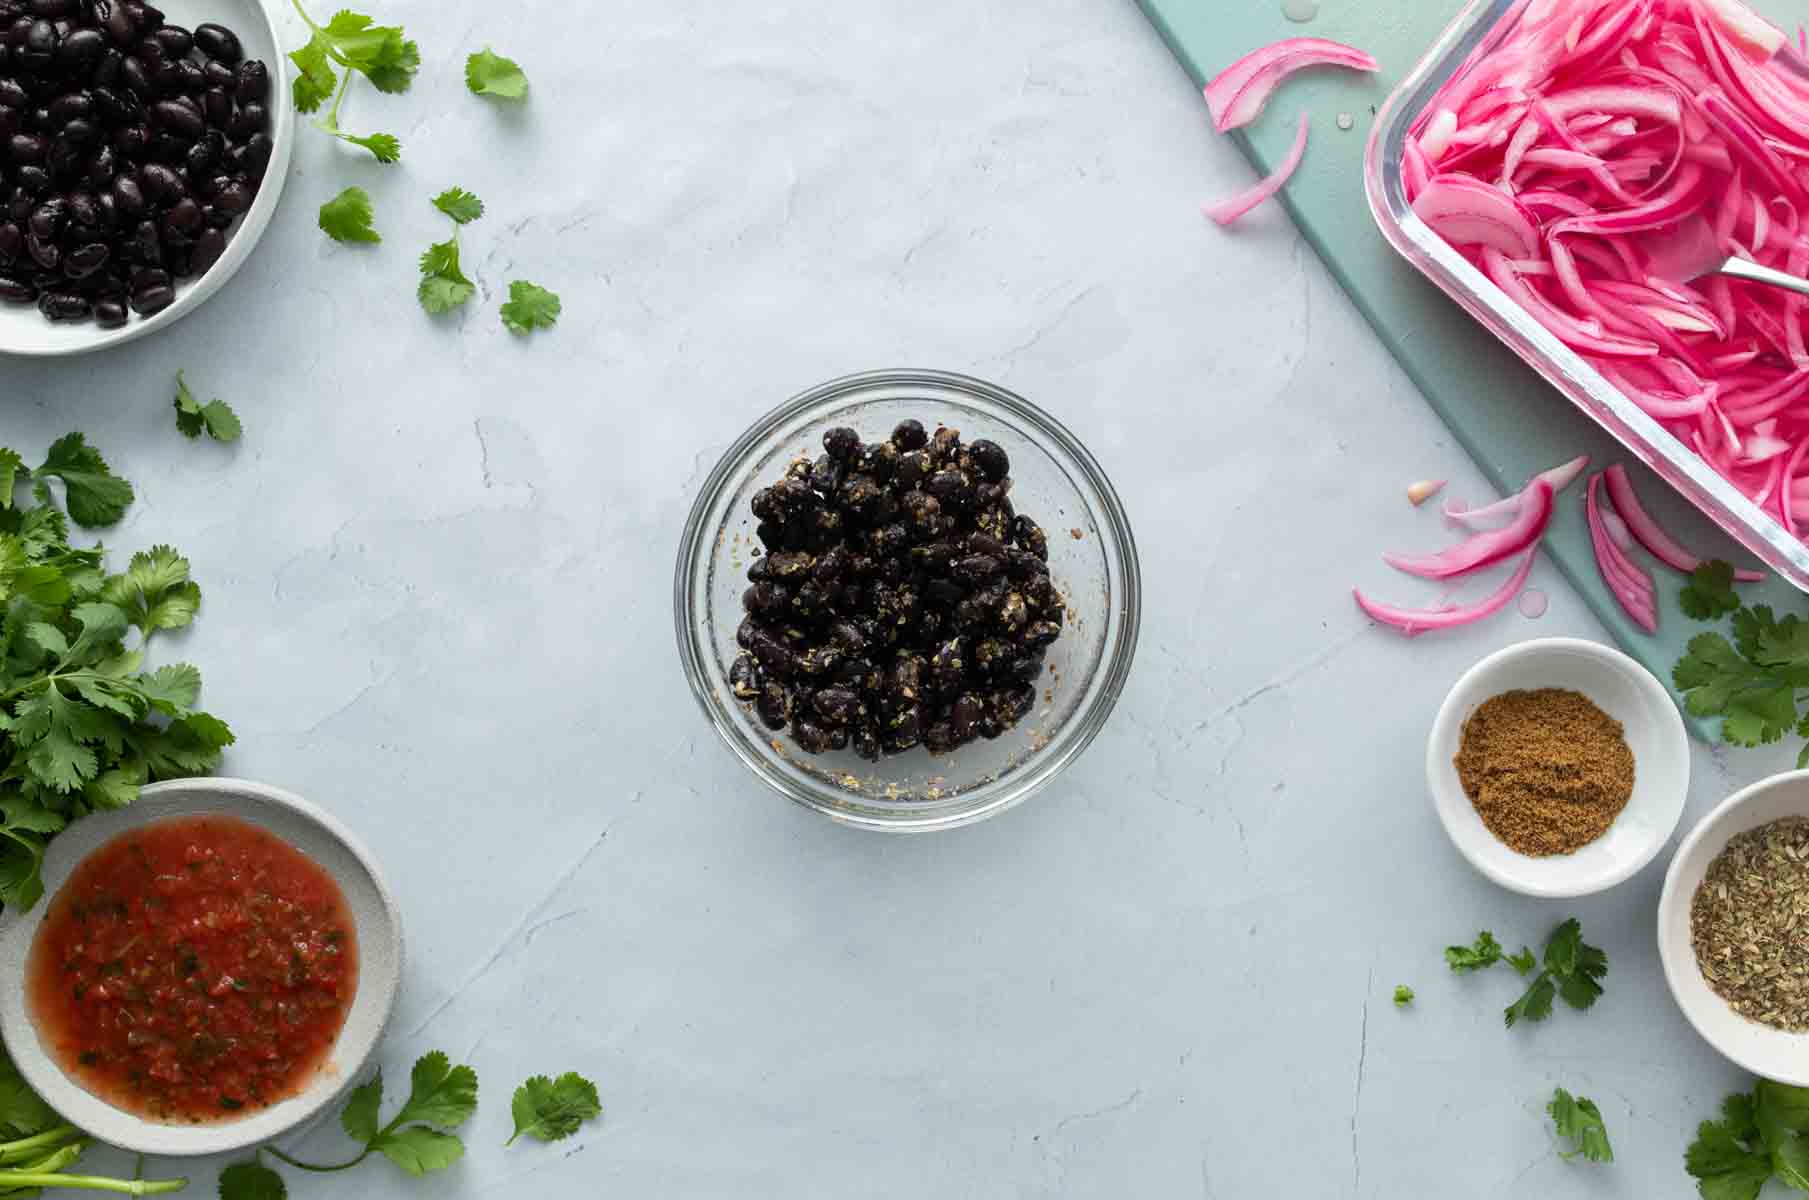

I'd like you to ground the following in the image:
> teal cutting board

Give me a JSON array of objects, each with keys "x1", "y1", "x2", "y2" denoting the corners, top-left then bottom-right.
[{"x1": 1137, "y1": 0, "x2": 1809, "y2": 738}]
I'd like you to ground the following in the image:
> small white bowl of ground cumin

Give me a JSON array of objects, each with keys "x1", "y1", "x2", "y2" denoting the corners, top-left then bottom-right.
[
  {"x1": 1660, "y1": 772, "x2": 1809, "y2": 1085},
  {"x1": 1427, "y1": 638, "x2": 1689, "y2": 898}
]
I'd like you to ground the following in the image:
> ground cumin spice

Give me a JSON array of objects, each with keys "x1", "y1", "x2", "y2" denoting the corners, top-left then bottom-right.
[{"x1": 1454, "y1": 688, "x2": 1635, "y2": 856}]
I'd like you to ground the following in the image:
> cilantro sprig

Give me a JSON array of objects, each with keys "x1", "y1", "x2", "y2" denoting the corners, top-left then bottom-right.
[
  {"x1": 173, "y1": 372, "x2": 241, "y2": 443},
  {"x1": 1445, "y1": 920, "x2": 1604, "y2": 1026},
  {"x1": 0, "y1": 437, "x2": 233, "y2": 911},
  {"x1": 1686, "y1": 1080, "x2": 1809, "y2": 1199},
  {"x1": 507, "y1": 1072, "x2": 601, "y2": 1144},
  {"x1": 1675, "y1": 565, "x2": 1809, "y2": 764},
  {"x1": 1504, "y1": 919, "x2": 1606, "y2": 1027},
  {"x1": 419, "y1": 189, "x2": 482, "y2": 314},
  {"x1": 1550, "y1": 1088, "x2": 1613, "y2": 1163},
  {"x1": 265, "y1": 1051, "x2": 477, "y2": 1178},
  {"x1": 287, "y1": 1, "x2": 418, "y2": 162}
]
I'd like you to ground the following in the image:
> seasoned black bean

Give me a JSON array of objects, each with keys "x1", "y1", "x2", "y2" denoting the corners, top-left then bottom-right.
[{"x1": 734, "y1": 423, "x2": 1063, "y2": 760}]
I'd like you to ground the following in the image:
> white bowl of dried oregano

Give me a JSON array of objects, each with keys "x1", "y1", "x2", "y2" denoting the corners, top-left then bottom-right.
[{"x1": 1661, "y1": 770, "x2": 1809, "y2": 1085}]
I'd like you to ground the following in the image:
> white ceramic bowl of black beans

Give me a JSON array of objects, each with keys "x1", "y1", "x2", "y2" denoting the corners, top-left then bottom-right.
[{"x1": 0, "y1": 0, "x2": 293, "y2": 356}]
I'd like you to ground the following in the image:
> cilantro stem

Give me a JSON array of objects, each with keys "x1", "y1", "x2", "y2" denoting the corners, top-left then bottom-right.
[
  {"x1": 0, "y1": 1125, "x2": 82, "y2": 1164},
  {"x1": 0, "y1": 1173, "x2": 185, "y2": 1195},
  {"x1": 323, "y1": 67, "x2": 353, "y2": 134},
  {"x1": 289, "y1": 0, "x2": 322, "y2": 36},
  {"x1": 265, "y1": 1146, "x2": 371, "y2": 1173}
]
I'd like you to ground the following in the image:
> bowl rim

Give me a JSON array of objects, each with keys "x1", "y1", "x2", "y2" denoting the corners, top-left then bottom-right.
[
  {"x1": 0, "y1": 0, "x2": 296, "y2": 359},
  {"x1": 1657, "y1": 767, "x2": 1809, "y2": 1085},
  {"x1": 673, "y1": 367, "x2": 1142, "y2": 832},
  {"x1": 1425, "y1": 635, "x2": 1689, "y2": 898},
  {"x1": 0, "y1": 776, "x2": 403, "y2": 1156}
]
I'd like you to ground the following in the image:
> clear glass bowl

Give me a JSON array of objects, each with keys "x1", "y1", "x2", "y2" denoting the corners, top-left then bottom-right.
[
  {"x1": 674, "y1": 369, "x2": 1141, "y2": 831},
  {"x1": 1365, "y1": 0, "x2": 1809, "y2": 592}
]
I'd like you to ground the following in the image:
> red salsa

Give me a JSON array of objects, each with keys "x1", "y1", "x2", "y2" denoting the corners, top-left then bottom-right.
[{"x1": 26, "y1": 815, "x2": 358, "y2": 1124}]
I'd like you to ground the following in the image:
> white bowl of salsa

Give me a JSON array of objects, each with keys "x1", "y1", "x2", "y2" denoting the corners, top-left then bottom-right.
[{"x1": 0, "y1": 778, "x2": 402, "y2": 1156}]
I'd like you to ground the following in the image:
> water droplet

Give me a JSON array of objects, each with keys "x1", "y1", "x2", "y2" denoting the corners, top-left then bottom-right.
[
  {"x1": 1336, "y1": 112, "x2": 1355, "y2": 131},
  {"x1": 1280, "y1": 0, "x2": 1319, "y2": 22},
  {"x1": 1518, "y1": 588, "x2": 1549, "y2": 620}
]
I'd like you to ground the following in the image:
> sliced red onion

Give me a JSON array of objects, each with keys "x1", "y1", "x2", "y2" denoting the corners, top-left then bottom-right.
[
  {"x1": 1384, "y1": 479, "x2": 1555, "y2": 579},
  {"x1": 1587, "y1": 474, "x2": 1660, "y2": 633},
  {"x1": 1354, "y1": 548, "x2": 1539, "y2": 637},
  {"x1": 1406, "y1": 0, "x2": 1809, "y2": 558},
  {"x1": 1202, "y1": 37, "x2": 1379, "y2": 132},
  {"x1": 1412, "y1": 174, "x2": 1542, "y2": 257},
  {"x1": 1206, "y1": 113, "x2": 1310, "y2": 226},
  {"x1": 1602, "y1": 463, "x2": 1766, "y2": 579},
  {"x1": 1443, "y1": 454, "x2": 1591, "y2": 524}
]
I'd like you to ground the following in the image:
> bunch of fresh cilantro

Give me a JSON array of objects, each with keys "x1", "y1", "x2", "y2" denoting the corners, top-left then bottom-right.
[
  {"x1": 1675, "y1": 561, "x2": 1809, "y2": 764},
  {"x1": 1687, "y1": 1080, "x2": 1809, "y2": 1198},
  {"x1": 1445, "y1": 919, "x2": 1607, "y2": 1027},
  {"x1": 0, "y1": 436, "x2": 233, "y2": 911}
]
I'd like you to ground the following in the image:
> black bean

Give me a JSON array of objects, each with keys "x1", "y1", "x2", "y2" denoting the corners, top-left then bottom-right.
[
  {"x1": 117, "y1": 51, "x2": 148, "y2": 94},
  {"x1": 61, "y1": 238, "x2": 102, "y2": 275},
  {"x1": 191, "y1": 20, "x2": 236, "y2": 62},
  {"x1": 24, "y1": 230, "x2": 54, "y2": 266},
  {"x1": 0, "y1": 271, "x2": 28, "y2": 299},
  {"x1": 967, "y1": 439, "x2": 1009, "y2": 481},
  {"x1": 125, "y1": 278, "x2": 166, "y2": 312},
  {"x1": 15, "y1": 163, "x2": 49, "y2": 191},
  {"x1": 24, "y1": 18, "x2": 54, "y2": 54},
  {"x1": 8, "y1": 128, "x2": 42, "y2": 159},
  {"x1": 0, "y1": 77, "x2": 24, "y2": 107},
  {"x1": 225, "y1": 100, "x2": 260, "y2": 140},
  {"x1": 187, "y1": 223, "x2": 221, "y2": 272},
  {"x1": 233, "y1": 58, "x2": 265, "y2": 102},
  {"x1": 146, "y1": 22, "x2": 182, "y2": 56},
  {"x1": 1012, "y1": 515, "x2": 1049, "y2": 560},
  {"x1": 136, "y1": 157, "x2": 176, "y2": 197},
  {"x1": 146, "y1": 94, "x2": 195, "y2": 136},
  {"x1": 0, "y1": 221, "x2": 18, "y2": 259},
  {"x1": 199, "y1": 83, "x2": 226, "y2": 126},
  {"x1": 822, "y1": 426, "x2": 861, "y2": 461},
  {"x1": 54, "y1": 23, "x2": 98, "y2": 63},
  {"x1": 92, "y1": 295, "x2": 123, "y2": 324},
  {"x1": 891, "y1": 419, "x2": 928, "y2": 450}
]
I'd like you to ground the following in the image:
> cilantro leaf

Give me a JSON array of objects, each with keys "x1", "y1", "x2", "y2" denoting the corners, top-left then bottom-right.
[
  {"x1": 432, "y1": 188, "x2": 484, "y2": 225},
  {"x1": 466, "y1": 48, "x2": 528, "y2": 99},
  {"x1": 288, "y1": 34, "x2": 337, "y2": 112},
  {"x1": 319, "y1": 187, "x2": 380, "y2": 244},
  {"x1": 1445, "y1": 931, "x2": 1503, "y2": 973},
  {"x1": 103, "y1": 546, "x2": 200, "y2": 635},
  {"x1": 1505, "y1": 975, "x2": 1555, "y2": 1027},
  {"x1": 335, "y1": 129, "x2": 400, "y2": 163},
  {"x1": 218, "y1": 1160, "x2": 286, "y2": 1200},
  {"x1": 372, "y1": 1126, "x2": 464, "y2": 1176},
  {"x1": 507, "y1": 1072, "x2": 601, "y2": 1144},
  {"x1": 397, "y1": 1052, "x2": 479, "y2": 1129},
  {"x1": 1549, "y1": 1088, "x2": 1613, "y2": 1163},
  {"x1": 1507, "y1": 946, "x2": 1537, "y2": 976},
  {"x1": 1682, "y1": 560, "x2": 1743, "y2": 621},
  {"x1": 341, "y1": 1072, "x2": 383, "y2": 1143},
  {"x1": 0, "y1": 448, "x2": 23, "y2": 508},
  {"x1": 35, "y1": 434, "x2": 133, "y2": 527},
  {"x1": 501, "y1": 281, "x2": 560, "y2": 335},
  {"x1": 418, "y1": 241, "x2": 475, "y2": 314},
  {"x1": 173, "y1": 373, "x2": 241, "y2": 444},
  {"x1": 1391, "y1": 985, "x2": 1413, "y2": 1008},
  {"x1": 310, "y1": 10, "x2": 418, "y2": 93}
]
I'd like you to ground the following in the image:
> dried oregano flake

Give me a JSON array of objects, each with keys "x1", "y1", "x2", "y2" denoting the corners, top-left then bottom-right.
[{"x1": 1692, "y1": 816, "x2": 1809, "y2": 1031}]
